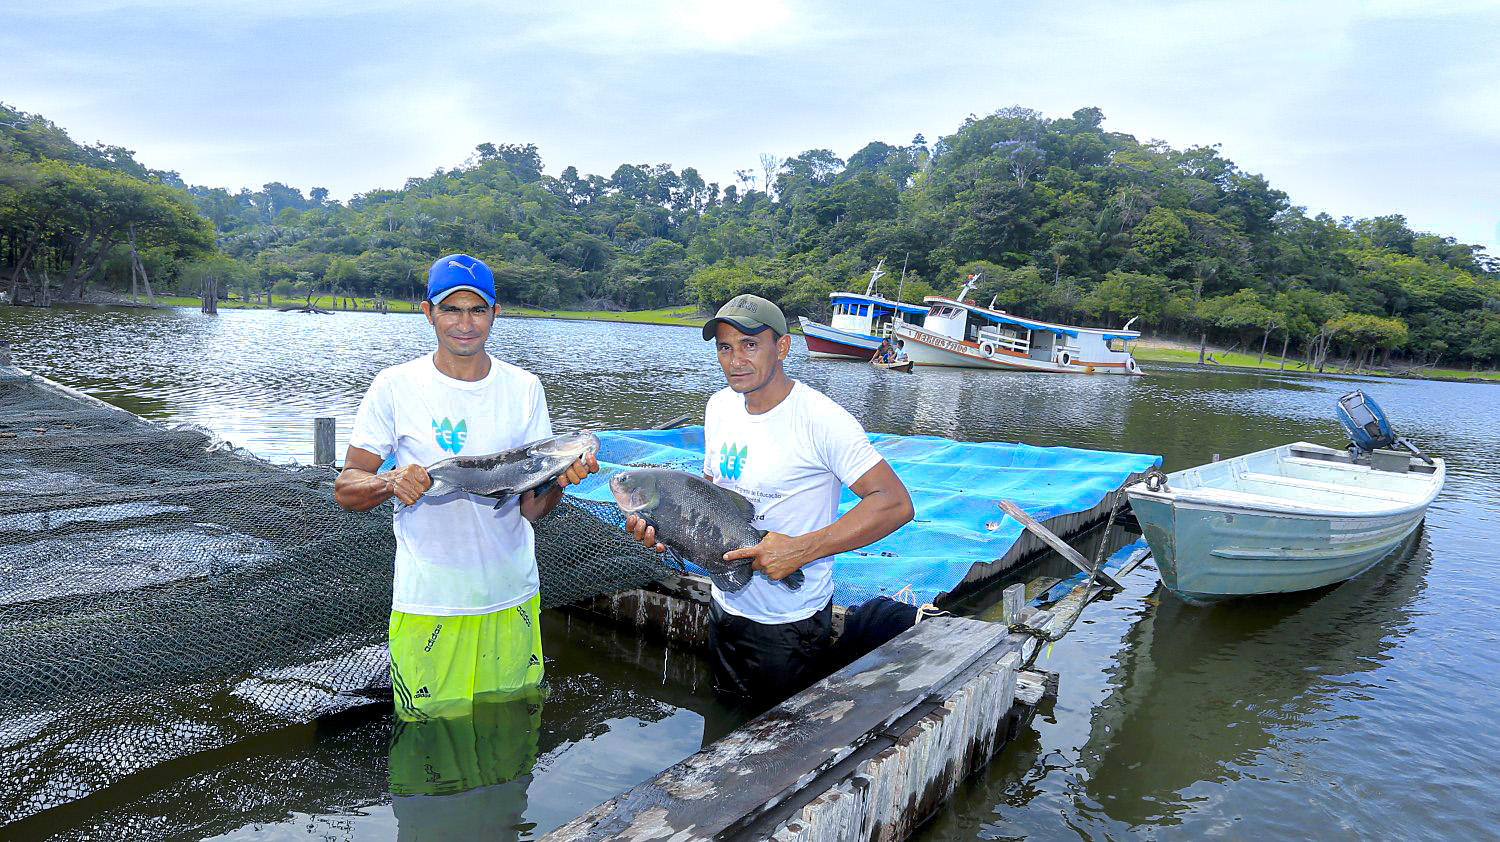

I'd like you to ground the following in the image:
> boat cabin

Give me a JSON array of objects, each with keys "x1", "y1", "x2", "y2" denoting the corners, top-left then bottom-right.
[
  {"x1": 921, "y1": 297, "x2": 1140, "y2": 369},
  {"x1": 828, "y1": 293, "x2": 928, "y2": 339}
]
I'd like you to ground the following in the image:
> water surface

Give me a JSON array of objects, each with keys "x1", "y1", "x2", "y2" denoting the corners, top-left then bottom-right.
[{"x1": 4, "y1": 305, "x2": 1496, "y2": 840}]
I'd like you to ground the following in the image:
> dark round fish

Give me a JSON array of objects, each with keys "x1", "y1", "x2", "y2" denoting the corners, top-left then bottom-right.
[{"x1": 608, "y1": 468, "x2": 804, "y2": 592}]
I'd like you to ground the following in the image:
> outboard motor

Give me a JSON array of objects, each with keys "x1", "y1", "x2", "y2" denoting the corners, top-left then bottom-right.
[{"x1": 1335, "y1": 390, "x2": 1433, "y2": 464}]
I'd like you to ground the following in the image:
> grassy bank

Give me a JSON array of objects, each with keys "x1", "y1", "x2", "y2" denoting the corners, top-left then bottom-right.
[
  {"x1": 504, "y1": 305, "x2": 704, "y2": 327},
  {"x1": 1132, "y1": 341, "x2": 1500, "y2": 382},
  {"x1": 142, "y1": 296, "x2": 698, "y2": 324},
  {"x1": 146, "y1": 294, "x2": 424, "y2": 313}
]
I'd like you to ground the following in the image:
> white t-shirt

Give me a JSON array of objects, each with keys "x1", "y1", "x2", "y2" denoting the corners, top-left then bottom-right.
[
  {"x1": 349, "y1": 352, "x2": 552, "y2": 616},
  {"x1": 702, "y1": 380, "x2": 884, "y2": 624}
]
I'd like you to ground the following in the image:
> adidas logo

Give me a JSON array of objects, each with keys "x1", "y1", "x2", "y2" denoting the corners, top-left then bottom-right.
[
  {"x1": 414, "y1": 685, "x2": 431, "y2": 699},
  {"x1": 528, "y1": 654, "x2": 540, "y2": 667}
]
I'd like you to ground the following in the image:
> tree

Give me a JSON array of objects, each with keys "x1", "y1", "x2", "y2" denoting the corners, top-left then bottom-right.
[
  {"x1": 1327, "y1": 313, "x2": 1408, "y2": 371},
  {"x1": 1080, "y1": 271, "x2": 1170, "y2": 327}
]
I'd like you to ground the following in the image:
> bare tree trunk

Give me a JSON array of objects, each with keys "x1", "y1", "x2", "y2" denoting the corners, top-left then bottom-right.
[
  {"x1": 1279, "y1": 333, "x2": 1289, "y2": 371},
  {"x1": 1259, "y1": 329, "x2": 1270, "y2": 365},
  {"x1": 127, "y1": 224, "x2": 156, "y2": 306},
  {"x1": 10, "y1": 236, "x2": 39, "y2": 304},
  {"x1": 1199, "y1": 332, "x2": 1207, "y2": 364},
  {"x1": 202, "y1": 273, "x2": 218, "y2": 314}
]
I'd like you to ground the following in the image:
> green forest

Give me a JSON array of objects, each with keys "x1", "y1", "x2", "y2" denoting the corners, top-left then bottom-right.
[{"x1": 3, "y1": 101, "x2": 1498, "y2": 368}]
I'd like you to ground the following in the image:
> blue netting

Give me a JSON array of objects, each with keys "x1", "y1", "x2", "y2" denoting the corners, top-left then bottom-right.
[{"x1": 567, "y1": 427, "x2": 1161, "y2": 607}]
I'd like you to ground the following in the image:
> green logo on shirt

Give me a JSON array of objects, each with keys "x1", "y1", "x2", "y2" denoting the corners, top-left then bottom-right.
[
  {"x1": 720, "y1": 442, "x2": 747, "y2": 480},
  {"x1": 433, "y1": 418, "x2": 467, "y2": 454}
]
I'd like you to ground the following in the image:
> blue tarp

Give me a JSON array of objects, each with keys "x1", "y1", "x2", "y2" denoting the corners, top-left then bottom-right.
[{"x1": 568, "y1": 427, "x2": 1161, "y2": 607}]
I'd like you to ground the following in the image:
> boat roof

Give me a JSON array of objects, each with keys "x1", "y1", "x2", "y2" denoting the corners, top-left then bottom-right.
[
  {"x1": 922, "y1": 297, "x2": 1141, "y2": 339},
  {"x1": 828, "y1": 292, "x2": 929, "y2": 316}
]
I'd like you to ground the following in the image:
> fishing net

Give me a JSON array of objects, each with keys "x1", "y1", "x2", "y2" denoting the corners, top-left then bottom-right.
[{"x1": 0, "y1": 367, "x2": 675, "y2": 830}]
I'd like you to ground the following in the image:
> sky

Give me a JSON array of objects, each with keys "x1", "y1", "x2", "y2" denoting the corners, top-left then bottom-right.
[{"x1": 5, "y1": 0, "x2": 1498, "y2": 254}]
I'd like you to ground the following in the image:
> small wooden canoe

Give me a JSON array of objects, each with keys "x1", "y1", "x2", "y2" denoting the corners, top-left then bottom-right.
[
  {"x1": 1125, "y1": 442, "x2": 1444, "y2": 601},
  {"x1": 872, "y1": 359, "x2": 914, "y2": 373}
]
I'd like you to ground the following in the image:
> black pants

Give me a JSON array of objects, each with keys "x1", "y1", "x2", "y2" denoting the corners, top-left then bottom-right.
[{"x1": 707, "y1": 598, "x2": 833, "y2": 704}]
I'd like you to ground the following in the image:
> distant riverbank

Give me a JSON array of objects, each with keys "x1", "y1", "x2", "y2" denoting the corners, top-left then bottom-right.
[{"x1": 25, "y1": 294, "x2": 1499, "y2": 383}]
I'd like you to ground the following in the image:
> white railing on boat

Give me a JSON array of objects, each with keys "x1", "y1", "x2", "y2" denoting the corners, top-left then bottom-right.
[{"x1": 977, "y1": 328, "x2": 1029, "y2": 355}]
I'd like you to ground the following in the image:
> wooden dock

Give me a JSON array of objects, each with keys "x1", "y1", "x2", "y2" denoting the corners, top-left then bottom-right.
[{"x1": 551, "y1": 580, "x2": 1068, "y2": 842}]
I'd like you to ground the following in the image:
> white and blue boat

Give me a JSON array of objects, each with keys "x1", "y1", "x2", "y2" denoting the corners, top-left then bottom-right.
[
  {"x1": 798, "y1": 261, "x2": 928, "y2": 360},
  {"x1": 1126, "y1": 392, "x2": 1444, "y2": 602}
]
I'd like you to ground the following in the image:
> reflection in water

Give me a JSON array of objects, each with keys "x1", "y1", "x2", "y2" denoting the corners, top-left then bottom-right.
[
  {"x1": 387, "y1": 690, "x2": 543, "y2": 840},
  {"x1": 387, "y1": 690, "x2": 546, "y2": 834},
  {"x1": 5, "y1": 307, "x2": 1500, "y2": 841},
  {"x1": 1080, "y1": 530, "x2": 1429, "y2": 831}
]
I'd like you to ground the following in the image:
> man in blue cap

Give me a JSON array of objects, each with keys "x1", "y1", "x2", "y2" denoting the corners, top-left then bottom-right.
[{"x1": 335, "y1": 254, "x2": 597, "y2": 719}]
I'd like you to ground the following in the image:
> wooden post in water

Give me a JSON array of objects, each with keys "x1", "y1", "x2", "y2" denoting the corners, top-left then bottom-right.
[
  {"x1": 314, "y1": 417, "x2": 336, "y2": 467},
  {"x1": 201, "y1": 274, "x2": 218, "y2": 314},
  {"x1": 1002, "y1": 583, "x2": 1025, "y2": 626}
]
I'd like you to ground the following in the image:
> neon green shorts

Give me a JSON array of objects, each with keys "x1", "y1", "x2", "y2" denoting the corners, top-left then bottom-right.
[{"x1": 388, "y1": 594, "x2": 544, "y2": 721}]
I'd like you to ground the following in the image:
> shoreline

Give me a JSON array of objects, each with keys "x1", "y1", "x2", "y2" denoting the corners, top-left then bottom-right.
[{"x1": 12, "y1": 297, "x2": 1498, "y2": 383}]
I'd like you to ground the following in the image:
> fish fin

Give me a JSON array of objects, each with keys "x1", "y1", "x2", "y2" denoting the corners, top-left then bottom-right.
[
  {"x1": 782, "y1": 569, "x2": 805, "y2": 591},
  {"x1": 489, "y1": 493, "x2": 513, "y2": 509},
  {"x1": 527, "y1": 477, "x2": 559, "y2": 497},
  {"x1": 712, "y1": 565, "x2": 755, "y2": 594},
  {"x1": 722, "y1": 487, "x2": 758, "y2": 522}
]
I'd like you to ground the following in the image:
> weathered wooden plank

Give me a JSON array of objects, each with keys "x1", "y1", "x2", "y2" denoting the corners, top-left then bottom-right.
[
  {"x1": 543, "y1": 616, "x2": 1010, "y2": 841},
  {"x1": 1014, "y1": 670, "x2": 1049, "y2": 706},
  {"x1": 764, "y1": 648, "x2": 1022, "y2": 842},
  {"x1": 997, "y1": 499, "x2": 1124, "y2": 591}
]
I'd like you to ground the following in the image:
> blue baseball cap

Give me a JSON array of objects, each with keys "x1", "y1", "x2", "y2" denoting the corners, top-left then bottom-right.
[{"x1": 426, "y1": 254, "x2": 496, "y2": 306}]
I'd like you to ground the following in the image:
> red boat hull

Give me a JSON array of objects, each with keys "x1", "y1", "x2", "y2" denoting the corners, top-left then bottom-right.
[{"x1": 804, "y1": 333, "x2": 877, "y2": 360}]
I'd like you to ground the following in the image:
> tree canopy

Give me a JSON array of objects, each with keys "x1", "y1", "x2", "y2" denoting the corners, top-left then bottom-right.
[{"x1": 3, "y1": 101, "x2": 1497, "y2": 366}]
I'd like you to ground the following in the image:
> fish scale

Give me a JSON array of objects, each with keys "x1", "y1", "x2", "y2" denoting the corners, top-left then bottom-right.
[{"x1": 608, "y1": 468, "x2": 804, "y2": 593}]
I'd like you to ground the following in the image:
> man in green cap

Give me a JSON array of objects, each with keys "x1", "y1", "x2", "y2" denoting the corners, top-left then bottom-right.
[{"x1": 626, "y1": 294, "x2": 914, "y2": 706}]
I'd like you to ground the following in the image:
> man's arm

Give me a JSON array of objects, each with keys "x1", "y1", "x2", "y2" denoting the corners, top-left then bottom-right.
[
  {"x1": 724, "y1": 460, "x2": 914, "y2": 581},
  {"x1": 333, "y1": 446, "x2": 431, "y2": 511}
]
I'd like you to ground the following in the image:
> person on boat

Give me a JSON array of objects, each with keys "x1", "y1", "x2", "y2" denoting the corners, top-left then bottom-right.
[
  {"x1": 624, "y1": 293, "x2": 914, "y2": 708},
  {"x1": 875, "y1": 338, "x2": 894, "y2": 364},
  {"x1": 894, "y1": 339, "x2": 908, "y2": 363},
  {"x1": 334, "y1": 253, "x2": 598, "y2": 720}
]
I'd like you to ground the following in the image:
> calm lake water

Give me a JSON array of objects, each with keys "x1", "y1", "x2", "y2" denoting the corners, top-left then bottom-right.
[{"x1": 4, "y1": 305, "x2": 1498, "y2": 840}]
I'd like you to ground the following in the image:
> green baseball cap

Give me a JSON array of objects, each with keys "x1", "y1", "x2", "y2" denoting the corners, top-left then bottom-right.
[{"x1": 702, "y1": 294, "x2": 789, "y2": 340}]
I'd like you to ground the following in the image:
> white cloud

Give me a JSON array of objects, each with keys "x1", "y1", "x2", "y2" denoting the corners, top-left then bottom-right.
[{"x1": 1, "y1": 0, "x2": 1495, "y2": 250}]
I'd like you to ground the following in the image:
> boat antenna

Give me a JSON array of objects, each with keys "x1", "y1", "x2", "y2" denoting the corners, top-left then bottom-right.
[
  {"x1": 1123, "y1": 316, "x2": 1139, "y2": 331},
  {"x1": 897, "y1": 252, "x2": 909, "y2": 301},
  {"x1": 956, "y1": 272, "x2": 981, "y2": 301},
  {"x1": 865, "y1": 258, "x2": 886, "y2": 297}
]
